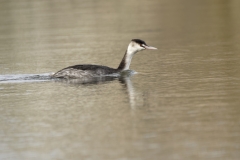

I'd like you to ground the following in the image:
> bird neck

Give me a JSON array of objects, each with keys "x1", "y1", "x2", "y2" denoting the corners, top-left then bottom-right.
[{"x1": 117, "y1": 46, "x2": 138, "y2": 71}]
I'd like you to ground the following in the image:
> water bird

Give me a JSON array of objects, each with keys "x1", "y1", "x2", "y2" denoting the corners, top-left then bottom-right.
[{"x1": 52, "y1": 39, "x2": 157, "y2": 79}]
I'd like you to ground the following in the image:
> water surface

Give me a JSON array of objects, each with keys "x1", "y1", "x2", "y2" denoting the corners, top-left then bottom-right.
[{"x1": 0, "y1": 0, "x2": 240, "y2": 160}]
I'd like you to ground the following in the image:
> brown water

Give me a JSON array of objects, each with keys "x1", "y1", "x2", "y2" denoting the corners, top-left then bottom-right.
[{"x1": 0, "y1": 0, "x2": 240, "y2": 160}]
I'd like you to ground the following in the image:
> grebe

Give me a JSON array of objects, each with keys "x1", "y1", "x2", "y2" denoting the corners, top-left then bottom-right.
[{"x1": 52, "y1": 39, "x2": 157, "y2": 79}]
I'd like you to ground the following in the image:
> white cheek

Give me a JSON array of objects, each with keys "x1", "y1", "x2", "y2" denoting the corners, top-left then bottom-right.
[
  {"x1": 141, "y1": 45, "x2": 147, "y2": 50},
  {"x1": 139, "y1": 46, "x2": 145, "y2": 51},
  {"x1": 127, "y1": 42, "x2": 145, "y2": 53}
]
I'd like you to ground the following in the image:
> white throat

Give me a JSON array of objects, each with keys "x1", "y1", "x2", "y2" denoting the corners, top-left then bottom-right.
[
  {"x1": 123, "y1": 45, "x2": 138, "y2": 70},
  {"x1": 117, "y1": 42, "x2": 143, "y2": 71}
]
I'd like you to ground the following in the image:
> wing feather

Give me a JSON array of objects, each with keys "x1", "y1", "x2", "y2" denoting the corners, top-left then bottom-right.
[{"x1": 52, "y1": 65, "x2": 118, "y2": 79}]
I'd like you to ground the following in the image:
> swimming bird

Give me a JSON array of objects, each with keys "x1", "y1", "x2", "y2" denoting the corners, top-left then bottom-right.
[{"x1": 52, "y1": 39, "x2": 157, "y2": 79}]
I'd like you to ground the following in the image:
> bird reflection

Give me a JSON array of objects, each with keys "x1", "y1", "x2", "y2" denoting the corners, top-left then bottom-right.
[
  {"x1": 54, "y1": 70, "x2": 135, "y2": 85},
  {"x1": 55, "y1": 76, "x2": 118, "y2": 85},
  {"x1": 54, "y1": 70, "x2": 137, "y2": 109},
  {"x1": 119, "y1": 77, "x2": 136, "y2": 109}
]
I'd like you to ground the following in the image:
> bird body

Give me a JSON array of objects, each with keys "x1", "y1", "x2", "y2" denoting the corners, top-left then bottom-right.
[
  {"x1": 52, "y1": 39, "x2": 157, "y2": 79},
  {"x1": 53, "y1": 64, "x2": 119, "y2": 79}
]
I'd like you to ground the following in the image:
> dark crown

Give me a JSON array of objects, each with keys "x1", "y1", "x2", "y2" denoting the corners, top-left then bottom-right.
[{"x1": 131, "y1": 39, "x2": 147, "y2": 46}]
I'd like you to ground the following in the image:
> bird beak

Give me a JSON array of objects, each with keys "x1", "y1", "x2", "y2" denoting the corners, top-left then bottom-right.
[{"x1": 144, "y1": 45, "x2": 157, "y2": 50}]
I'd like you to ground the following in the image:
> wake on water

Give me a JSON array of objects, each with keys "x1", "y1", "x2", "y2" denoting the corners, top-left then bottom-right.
[
  {"x1": 0, "y1": 70, "x2": 136, "y2": 84},
  {"x1": 0, "y1": 73, "x2": 54, "y2": 84}
]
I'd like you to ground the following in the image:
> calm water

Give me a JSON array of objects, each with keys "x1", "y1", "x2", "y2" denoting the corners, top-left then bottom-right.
[{"x1": 0, "y1": 0, "x2": 240, "y2": 160}]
